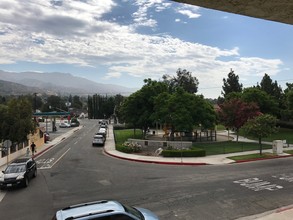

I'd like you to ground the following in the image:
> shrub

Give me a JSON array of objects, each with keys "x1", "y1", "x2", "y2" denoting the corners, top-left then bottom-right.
[
  {"x1": 116, "y1": 145, "x2": 133, "y2": 153},
  {"x1": 116, "y1": 141, "x2": 142, "y2": 153}
]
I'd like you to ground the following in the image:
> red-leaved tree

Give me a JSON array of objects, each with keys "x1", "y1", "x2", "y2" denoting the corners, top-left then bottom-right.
[{"x1": 217, "y1": 98, "x2": 261, "y2": 141}]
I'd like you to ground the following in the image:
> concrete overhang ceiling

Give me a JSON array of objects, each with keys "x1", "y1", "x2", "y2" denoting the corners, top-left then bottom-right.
[{"x1": 172, "y1": 0, "x2": 293, "y2": 25}]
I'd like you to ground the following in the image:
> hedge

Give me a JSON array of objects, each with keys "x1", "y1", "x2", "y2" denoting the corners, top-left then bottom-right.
[
  {"x1": 161, "y1": 148, "x2": 206, "y2": 157},
  {"x1": 116, "y1": 145, "x2": 133, "y2": 153}
]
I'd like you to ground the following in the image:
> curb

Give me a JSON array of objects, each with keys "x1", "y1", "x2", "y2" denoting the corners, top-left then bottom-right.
[
  {"x1": 104, "y1": 150, "x2": 208, "y2": 166},
  {"x1": 32, "y1": 144, "x2": 54, "y2": 159},
  {"x1": 234, "y1": 154, "x2": 293, "y2": 163}
]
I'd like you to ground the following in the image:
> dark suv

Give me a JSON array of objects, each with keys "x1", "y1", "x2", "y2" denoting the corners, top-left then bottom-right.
[{"x1": 0, "y1": 157, "x2": 37, "y2": 189}]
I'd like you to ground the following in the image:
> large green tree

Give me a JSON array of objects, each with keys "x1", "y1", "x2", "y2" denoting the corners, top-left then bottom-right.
[
  {"x1": 88, "y1": 94, "x2": 116, "y2": 119},
  {"x1": 41, "y1": 95, "x2": 66, "y2": 112},
  {"x1": 242, "y1": 114, "x2": 278, "y2": 155},
  {"x1": 241, "y1": 87, "x2": 279, "y2": 116},
  {"x1": 154, "y1": 88, "x2": 216, "y2": 139},
  {"x1": 162, "y1": 68, "x2": 199, "y2": 94},
  {"x1": 0, "y1": 97, "x2": 36, "y2": 143},
  {"x1": 118, "y1": 79, "x2": 168, "y2": 137},
  {"x1": 222, "y1": 69, "x2": 243, "y2": 98},
  {"x1": 259, "y1": 73, "x2": 283, "y2": 101},
  {"x1": 71, "y1": 95, "x2": 83, "y2": 109}
]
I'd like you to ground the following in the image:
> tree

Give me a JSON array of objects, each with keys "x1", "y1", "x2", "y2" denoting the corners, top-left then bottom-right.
[
  {"x1": 217, "y1": 98, "x2": 260, "y2": 141},
  {"x1": 71, "y1": 95, "x2": 83, "y2": 109},
  {"x1": 280, "y1": 83, "x2": 293, "y2": 121},
  {"x1": 118, "y1": 79, "x2": 168, "y2": 137},
  {"x1": 222, "y1": 69, "x2": 243, "y2": 97},
  {"x1": 241, "y1": 87, "x2": 279, "y2": 116},
  {"x1": 154, "y1": 88, "x2": 216, "y2": 139},
  {"x1": 162, "y1": 68, "x2": 199, "y2": 94},
  {"x1": 0, "y1": 104, "x2": 8, "y2": 141},
  {"x1": 260, "y1": 73, "x2": 283, "y2": 101},
  {"x1": 242, "y1": 114, "x2": 278, "y2": 155},
  {"x1": 0, "y1": 97, "x2": 36, "y2": 143},
  {"x1": 41, "y1": 95, "x2": 66, "y2": 112}
]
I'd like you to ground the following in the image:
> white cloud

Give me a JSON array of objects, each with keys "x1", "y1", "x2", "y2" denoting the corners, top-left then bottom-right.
[
  {"x1": 0, "y1": 0, "x2": 286, "y2": 98},
  {"x1": 131, "y1": 0, "x2": 171, "y2": 28},
  {"x1": 104, "y1": 71, "x2": 122, "y2": 79},
  {"x1": 175, "y1": 4, "x2": 201, "y2": 19}
]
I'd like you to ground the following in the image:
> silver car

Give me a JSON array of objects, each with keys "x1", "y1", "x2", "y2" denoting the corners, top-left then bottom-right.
[{"x1": 52, "y1": 200, "x2": 159, "y2": 220}]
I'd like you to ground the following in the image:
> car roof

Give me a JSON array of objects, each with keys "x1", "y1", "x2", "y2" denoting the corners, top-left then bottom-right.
[
  {"x1": 11, "y1": 157, "x2": 32, "y2": 164},
  {"x1": 56, "y1": 200, "x2": 125, "y2": 220},
  {"x1": 94, "y1": 135, "x2": 103, "y2": 138}
]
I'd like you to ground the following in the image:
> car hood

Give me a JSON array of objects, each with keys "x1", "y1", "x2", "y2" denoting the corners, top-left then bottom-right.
[
  {"x1": 4, "y1": 172, "x2": 25, "y2": 179},
  {"x1": 135, "y1": 207, "x2": 159, "y2": 220}
]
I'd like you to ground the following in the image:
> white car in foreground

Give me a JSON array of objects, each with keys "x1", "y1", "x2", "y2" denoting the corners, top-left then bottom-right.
[{"x1": 53, "y1": 200, "x2": 159, "y2": 220}]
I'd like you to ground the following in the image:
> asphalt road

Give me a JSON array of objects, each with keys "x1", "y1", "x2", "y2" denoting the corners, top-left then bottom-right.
[{"x1": 1, "y1": 119, "x2": 293, "y2": 220}]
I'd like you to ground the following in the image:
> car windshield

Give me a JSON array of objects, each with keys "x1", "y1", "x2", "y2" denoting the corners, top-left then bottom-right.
[
  {"x1": 5, "y1": 164, "x2": 26, "y2": 173},
  {"x1": 122, "y1": 204, "x2": 144, "y2": 220}
]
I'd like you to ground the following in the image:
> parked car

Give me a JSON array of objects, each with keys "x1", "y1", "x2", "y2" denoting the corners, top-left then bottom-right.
[
  {"x1": 59, "y1": 122, "x2": 71, "y2": 128},
  {"x1": 52, "y1": 200, "x2": 159, "y2": 220},
  {"x1": 96, "y1": 131, "x2": 107, "y2": 140},
  {"x1": 0, "y1": 157, "x2": 37, "y2": 190},
  {"x1": 44, "y1": 132, "x2": 50, "y2": 143},
  {"x1": 100, "y1": 124, "x2": 107, "y2": 129},
  {"x1": 92, "y1": 134, "x2": 105, "y2": 146},
  {"x1": 99, "y1": 127, "x2": 107, "y2": 133},
  {"x1": 70, "y1": 118, "x2": 80, "y2": 127}
]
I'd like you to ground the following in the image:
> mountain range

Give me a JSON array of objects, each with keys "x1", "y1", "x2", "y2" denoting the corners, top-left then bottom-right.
[{"x1": 0, "y1": 70, "x2": 137, "y2": 96}]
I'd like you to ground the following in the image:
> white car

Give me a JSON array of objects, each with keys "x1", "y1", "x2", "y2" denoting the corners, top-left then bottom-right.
[
  {"x1": 52, "y1": 200, "x2": 159, "y2": 220},
  {"x1": 59, "y1": 122, "x2": 71, "y2": 128},
  {"x1": 92, "y1": 135, "x2": 105, "y2": 146}
]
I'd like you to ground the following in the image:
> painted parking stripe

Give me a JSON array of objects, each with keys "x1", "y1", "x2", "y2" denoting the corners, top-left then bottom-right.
[
  {"x1": 272, "y1": 173, "x2": 293, "y2": 182},
  {"x1": 233, "y1": 177, "x2": 283, "y2": 191},
  {"x1": 37, "y1": 148, "x2": 71, "y2": 169}
]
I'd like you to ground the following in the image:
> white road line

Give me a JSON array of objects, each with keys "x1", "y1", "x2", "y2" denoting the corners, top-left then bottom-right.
[
  {"x1": 51, "y1": 148, "x2": 71, "y2": 168},
  {"x1": 39, "y1": 148, "x2": 71, "y2": 169},
  {"x1": 0, "y1": 191, "x2": 6, "y2": 202}
]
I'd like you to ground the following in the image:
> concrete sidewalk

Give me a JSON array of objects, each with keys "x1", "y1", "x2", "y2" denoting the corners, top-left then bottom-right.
[{"x1": 1, "y1": 124, "x2": 293, "y2": 219}]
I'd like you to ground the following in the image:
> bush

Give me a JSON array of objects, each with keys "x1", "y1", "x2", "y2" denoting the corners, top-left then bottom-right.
[
  {"x1": 162, "y1": 148, "x2": 206, "y2": 157},
  {"x1": 116, "y1": 141, "x2": 142, "y2": 153},
  {"x1": 116, "y1": 145, "x2": 133, "y2": 153}
]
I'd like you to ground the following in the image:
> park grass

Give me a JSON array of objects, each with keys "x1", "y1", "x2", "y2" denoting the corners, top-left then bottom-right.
[
  {"x1": 193, "y1": 141, "x2": 271, "y2": 156},
  {"x1": 284, "y1": 150, "x2": 293, "y2": 155},
  {"x1": 228, "y1": 153, "x2": 277, "y2": 161},
  {"x1": 114, "y1": 127, "x2": 292, "y2": 156},
  {"x1": 114, "y1": 129, "x2": 143, "y2": 146},
  {"x1": 239, "y1": 127, "x2": 293, "y2": 143}
]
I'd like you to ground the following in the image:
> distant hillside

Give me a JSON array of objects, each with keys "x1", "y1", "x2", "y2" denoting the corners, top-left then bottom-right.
[
  {"x1": 0, "y1": 70, "x2": 137, "y2": 96},
  {"x1": 0, "y1": 80, "x2": 44, "y2": 95}
]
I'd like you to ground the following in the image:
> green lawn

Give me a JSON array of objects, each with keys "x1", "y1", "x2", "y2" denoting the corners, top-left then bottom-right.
[
  {"x1": 114, "y1": 127, "x2": 292, "y2": 156},
  {"x1": 239, "y1": 127, "x2": 293, "y2": 143},
  {"x1": 228, "y1": 153, "x2": 277, "y2": 161},
  {"x1": 193, "y1": 141, "x2": 271, "y2": 156},
  {"x1": 114, "y1": 129, "x2": 143, "y2": 146}
]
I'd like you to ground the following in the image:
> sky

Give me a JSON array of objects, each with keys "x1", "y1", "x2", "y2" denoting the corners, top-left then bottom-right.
[{"x1": 0, "y1": 0, "x2": 292, "y2": 98}]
